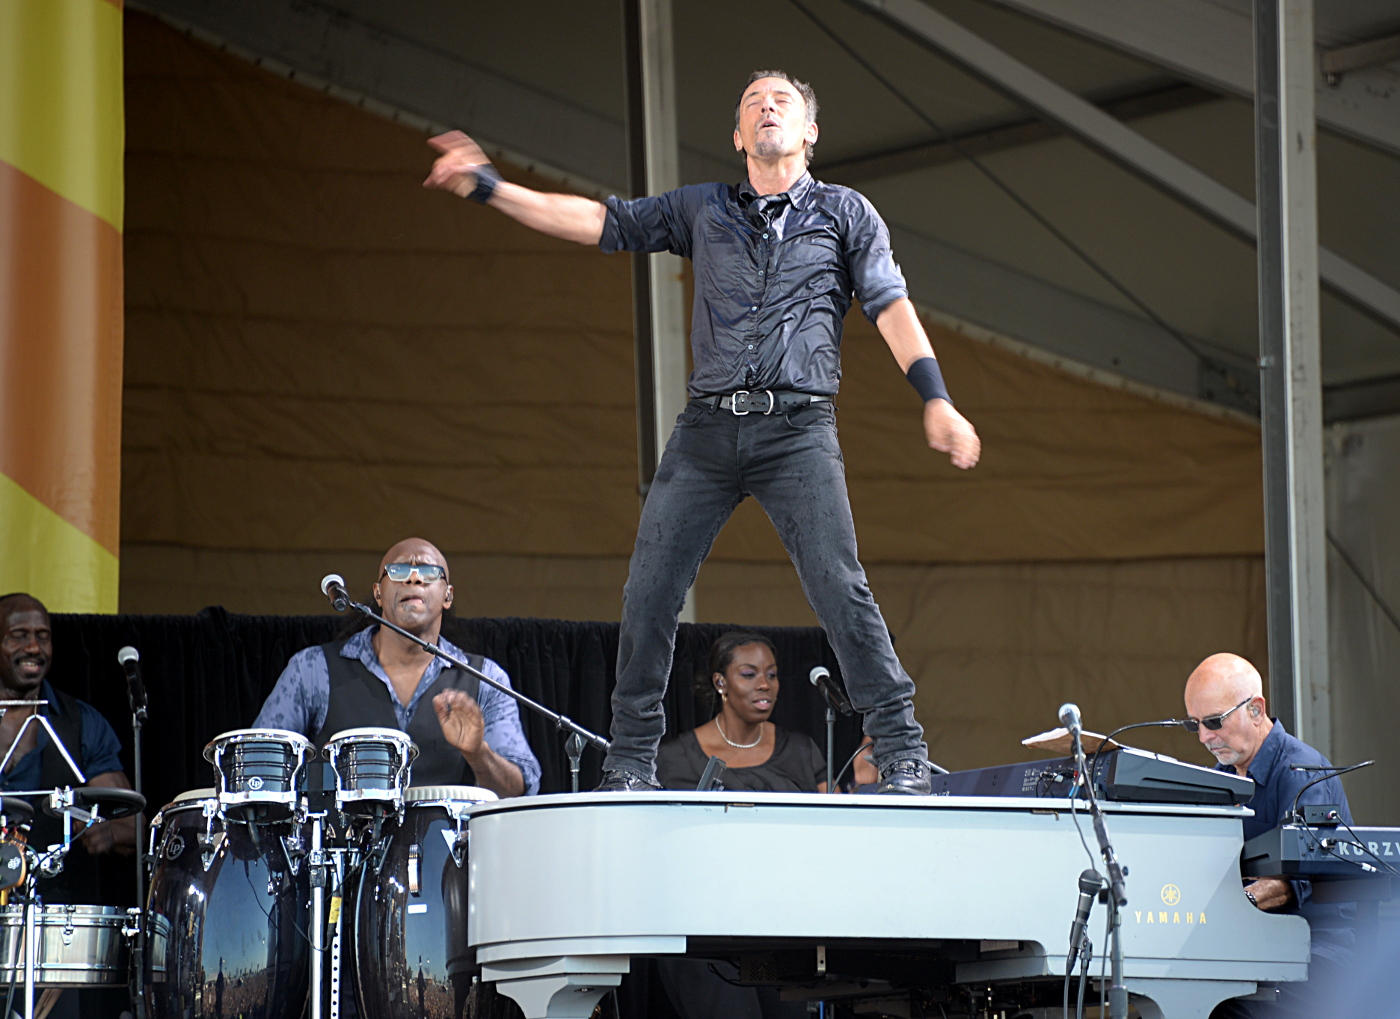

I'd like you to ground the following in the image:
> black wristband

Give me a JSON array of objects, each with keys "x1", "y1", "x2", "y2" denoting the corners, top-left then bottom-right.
[
  {"x1": 467, "y1": 162, "x2": 502, "y2": 205},
  {"x1": 905, "y1": 356, "x2": 952, "y2": 405}
]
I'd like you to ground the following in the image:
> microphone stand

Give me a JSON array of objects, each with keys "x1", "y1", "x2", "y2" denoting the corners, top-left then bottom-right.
[
  {"x1": 1070, "y1": 725, "x2": 1128, "y2": 1019},
  {"x1": 128, "y1": 685, "x2": 149, "y2": 1016},
  {"x1": 337, "y1": 599, "x2": 611, "y2": 768},
  {"x1": 825, "y1": 703, "x2": 836, "y2": 793},
  {"x1": 129, "y1": 690, "x2": 147, "y2": 912}
]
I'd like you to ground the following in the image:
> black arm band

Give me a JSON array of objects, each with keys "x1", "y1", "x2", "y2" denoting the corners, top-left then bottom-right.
[
  {"x1": 906, "y1": 356, "x2": 952, "y2": 405},
  {"x1": 467, "y1": 162, "x2": 502, "y2": 205}
]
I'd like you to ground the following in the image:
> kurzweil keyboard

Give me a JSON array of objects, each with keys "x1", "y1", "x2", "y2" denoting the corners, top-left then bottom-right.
[
  {"x1": 930, "y1": 746, "x2": 1255, "y2": 806},
  {"x1": 1241, "y1": 822, "x2": 1400, "y2": 902}
]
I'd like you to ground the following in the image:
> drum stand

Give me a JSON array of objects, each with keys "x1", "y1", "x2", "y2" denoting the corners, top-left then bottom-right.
[{"x1": 308, "y1": 811, "x2": 359, "y2": 1019}]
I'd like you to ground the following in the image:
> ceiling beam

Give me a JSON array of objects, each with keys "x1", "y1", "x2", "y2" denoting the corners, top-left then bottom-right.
[
  {"x1": 820, "y1": 82, "x2": 1216, "y2": 184},
  {"x1": 1321, "y1": 31, "x2": 1400, "y2": 83},
  {"x1": 980, "y1": 0, "x2": 1400, "y2": 158},
  {"x1": 850, "y1": 0, "x2": 1400, "y2": 336}
]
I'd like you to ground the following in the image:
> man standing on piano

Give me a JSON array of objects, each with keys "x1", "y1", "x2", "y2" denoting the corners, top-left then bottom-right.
[
  {"x1": 1184, "y1": 653, "x2": 1354, "y2": 1018},
  {"x1": 423, "y1": 70, "x2": 981, "y2": 795}
]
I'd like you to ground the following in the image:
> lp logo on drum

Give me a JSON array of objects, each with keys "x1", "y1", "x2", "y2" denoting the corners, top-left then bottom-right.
[{"x1": 248, "y1": 776, "x2": 264, "y2": 791}]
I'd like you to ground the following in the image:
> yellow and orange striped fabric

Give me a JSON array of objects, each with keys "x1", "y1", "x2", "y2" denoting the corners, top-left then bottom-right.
[{"x1": 1, "y1": 0, "x2": 124, "y2": 611}]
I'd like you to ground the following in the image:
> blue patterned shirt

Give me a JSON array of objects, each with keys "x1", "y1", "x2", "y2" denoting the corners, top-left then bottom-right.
[{"x1": 253, "y1": 628, "x2": 540, "y2": 795}]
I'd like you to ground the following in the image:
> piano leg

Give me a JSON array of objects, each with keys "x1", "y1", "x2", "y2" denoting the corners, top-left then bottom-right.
[
  {"x1": 483, "y1": 955, "x2": 628, "y2": 1019},
  {"x1": 1127, "y1": 977, "x2": 1261, "y2": 1019}
]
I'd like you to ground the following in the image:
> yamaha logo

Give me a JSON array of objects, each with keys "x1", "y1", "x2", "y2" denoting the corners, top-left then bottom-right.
[{"x1": 1136, "y1": 884, "x2": 1204, "y2": 926}]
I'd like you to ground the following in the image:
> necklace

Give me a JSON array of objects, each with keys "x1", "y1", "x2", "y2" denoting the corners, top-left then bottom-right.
[{"x1": 715, "y1": 716, "x2": 764, "y2": 749}]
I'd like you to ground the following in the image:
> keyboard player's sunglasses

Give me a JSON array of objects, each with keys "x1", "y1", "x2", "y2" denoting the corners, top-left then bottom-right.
[
  {"x1": 380, "y1": 563, "x2": 448, "y2": 583},
  {"x1": 1181, "y1": 697, "x2": 1252, "y2": 733}
]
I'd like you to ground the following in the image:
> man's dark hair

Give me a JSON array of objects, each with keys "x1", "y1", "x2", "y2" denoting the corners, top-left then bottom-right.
[
  {"x1": 734, "y1": 70, "x2": 819, "y2": 164},
  {"x1": 0, "y1": 593, "x2": 48, "y2": 624}
]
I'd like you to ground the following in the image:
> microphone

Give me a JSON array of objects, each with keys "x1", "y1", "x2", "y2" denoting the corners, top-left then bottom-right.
[
  {"x1": 320, "y1": 574, "x2": 351, "y2": 613},
  {"x1": 1068, "y1": 869, "x2": 1104, "y2": 952},
  {"x1": 810, "y1": 666, "x2": 853, "y2": 717},
  {"x1": 1058, "y1": 702, "x2": 1082, "y2": 736},
  {"x1": 117, "y1": 646, "x2": 147, "y2": 716}
]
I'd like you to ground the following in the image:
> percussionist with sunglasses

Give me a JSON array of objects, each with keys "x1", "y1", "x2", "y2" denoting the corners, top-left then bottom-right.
[
  {"x1": 1184, "y1": 653, "x2": 1354, "y2": 1019},
  {"x1": 254, "y1": 538, "x2": 540, "y2": 797}
]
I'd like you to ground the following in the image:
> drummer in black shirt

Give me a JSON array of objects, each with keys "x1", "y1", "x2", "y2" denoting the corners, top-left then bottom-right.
[{"x1": 656, "y1": 631, "x2": 825, "y2": 793}]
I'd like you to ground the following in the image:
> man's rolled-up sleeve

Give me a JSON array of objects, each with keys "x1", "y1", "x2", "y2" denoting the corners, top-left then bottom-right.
[
  {"x1": 844, "y1": 192, "x2": 908, "y2": 324},
  {"x1": 478, "y1": 660, "x2": 542, "y2": 796},
  {"x1": 252, "y1": 648, "x2": 329, "y2": 737},
  {"x1": 599, "y1": 186, "x2": 702, "y2": 259}
]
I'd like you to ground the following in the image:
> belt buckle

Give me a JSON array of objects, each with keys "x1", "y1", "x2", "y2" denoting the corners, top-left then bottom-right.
[{"x1": 731, "y1": 390, "x2": 775, "y2": 416}]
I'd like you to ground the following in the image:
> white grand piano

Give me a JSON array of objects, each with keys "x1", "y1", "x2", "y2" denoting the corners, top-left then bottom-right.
[{"x1": 467, "y1": 791, "x2": 1308, "y2": 1019}]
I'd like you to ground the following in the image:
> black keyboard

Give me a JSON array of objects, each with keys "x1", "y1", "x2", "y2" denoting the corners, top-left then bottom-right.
[
  {"x1": 931, "y1": 748, "x2": 1255, "y2": 806},
  {"x1": 1241, "y1": 823, "x2": 1400, "y2": 902},
  {"x1": 1242, "y1": 823, "x2": 1400, "y2": 878}
]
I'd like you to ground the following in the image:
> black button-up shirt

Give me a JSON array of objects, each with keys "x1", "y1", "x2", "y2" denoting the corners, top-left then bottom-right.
[
  {"x1": 600, "y1": 172, "x2": 907, "y2": 397},
  {"x1": 1220, "y1": 720, "x2": 1355, "y2": 961}
]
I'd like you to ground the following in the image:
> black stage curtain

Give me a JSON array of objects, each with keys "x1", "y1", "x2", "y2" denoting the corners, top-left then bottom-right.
[{"x1": 48, "y1": 609, "x2": 863, "y2": 864}]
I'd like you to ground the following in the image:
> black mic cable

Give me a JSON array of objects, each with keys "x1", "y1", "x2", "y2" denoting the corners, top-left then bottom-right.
[
  {"x1": 1289, "y1": 760, "x2": 1374, "y2": 824},
  {"x1": 1089, "y1": 718, "x2": 1186, "y2": 789}
]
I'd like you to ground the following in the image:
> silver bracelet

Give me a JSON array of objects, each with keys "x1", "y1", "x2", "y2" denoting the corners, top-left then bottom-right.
[{"x1": 1244, "y1": 888, "x2": 1259, "y2": 908}]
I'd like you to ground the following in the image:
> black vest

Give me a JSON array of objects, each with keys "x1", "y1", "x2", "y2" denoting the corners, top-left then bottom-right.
[{"x1": 314, "y1": 640, "x2": 482, "y2": 788}]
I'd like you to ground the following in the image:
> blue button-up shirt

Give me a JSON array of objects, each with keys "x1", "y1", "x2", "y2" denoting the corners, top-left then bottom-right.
[
  {"x1": 600, "y1": 173, "x2": 908, "y2": 397},
  {"x1": 254, "y1": 628, "x2": 540, "y2": 795},
  {"x1": 1221, "y1": 719, "x2": 1354, "y2": 960}
]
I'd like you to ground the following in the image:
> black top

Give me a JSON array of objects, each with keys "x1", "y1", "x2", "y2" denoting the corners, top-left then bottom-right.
[
  {"x1": 316, "y1": 639, "x2": 483, "y2": 788},
  {"x1": 1216, "y1": 719, "x2": 1355, "y2": 962},
  {"x1": 656, "y1": 726, "x2": 825, "y2": 793},
  {"x1": 600, "y1": 173, "x2": 908, "y2": 397}
]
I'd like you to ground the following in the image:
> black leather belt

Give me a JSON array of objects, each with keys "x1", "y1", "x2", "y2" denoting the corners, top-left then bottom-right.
[{"x1": 700, "y1": 390, "x2": 832, "y2": 415}]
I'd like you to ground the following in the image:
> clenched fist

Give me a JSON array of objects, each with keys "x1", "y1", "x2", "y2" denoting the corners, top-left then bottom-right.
[
  {"x1": 923, "y1": 399, "x2": 980, "y2": 469},
  {"x1": 424, "y1": 130, "x2": 492, "y2": 198}
]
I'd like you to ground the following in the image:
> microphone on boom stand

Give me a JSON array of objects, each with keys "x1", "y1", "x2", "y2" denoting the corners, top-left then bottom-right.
[
  {"x1": 811, "y1": 667, "x2": 852, "y2": 794},
  {"x1": 809, "y1": 667, "x2": 852, "y2": 717},
  {"x1": 320, "y1": 574, "x2": 352, "y2": 613}
]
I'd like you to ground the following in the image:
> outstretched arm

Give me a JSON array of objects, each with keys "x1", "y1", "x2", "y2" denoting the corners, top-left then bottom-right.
[
  {"x1": 423, "y1": 131, "x2": 607, "y2": 245},
  {"x1": 875, "y1": 298, "x2": 981, "y2": 470}
]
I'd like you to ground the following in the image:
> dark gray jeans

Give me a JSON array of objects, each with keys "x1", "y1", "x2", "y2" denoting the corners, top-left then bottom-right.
[{"x1": 604, "y1": 399, "x2": 927, "y2": 780}]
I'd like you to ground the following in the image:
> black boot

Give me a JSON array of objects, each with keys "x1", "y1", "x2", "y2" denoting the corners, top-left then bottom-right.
[
  {"x1": 876, "y1": 759, "x2": 931, "y2": 795},
  {"x1": 594, "y1": 768, "x2": 662, "y2": 792}
]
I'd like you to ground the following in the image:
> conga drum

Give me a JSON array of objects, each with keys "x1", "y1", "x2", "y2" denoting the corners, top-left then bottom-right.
[
  {"x1": 141, "y1": 783, "x2": 311, "y2": 1019},
  {"x1": 348, "y1": 785, "x2": 522, "y2": 1019}
]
